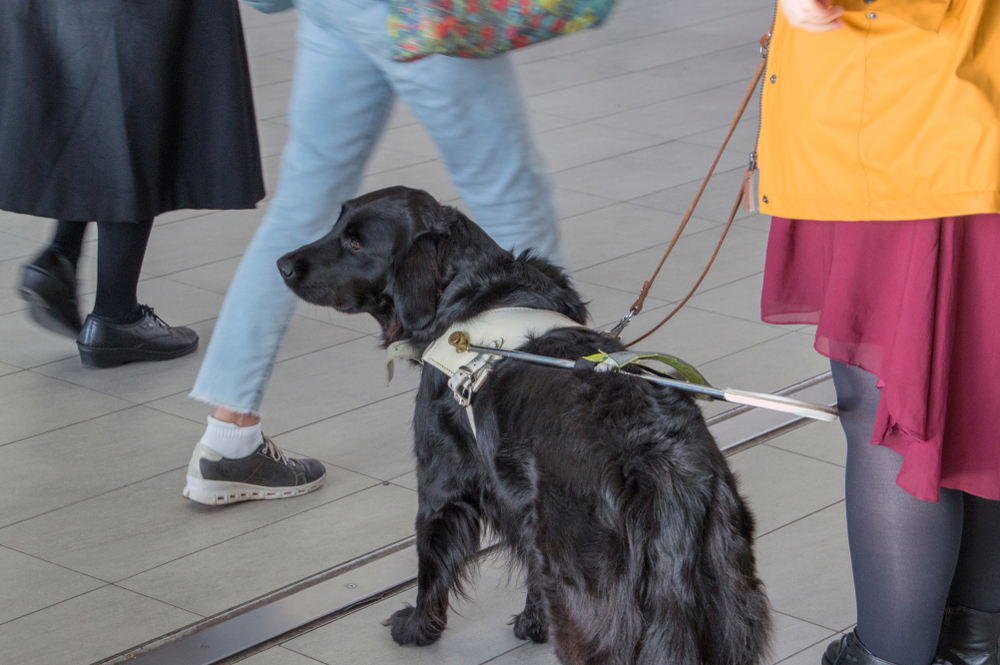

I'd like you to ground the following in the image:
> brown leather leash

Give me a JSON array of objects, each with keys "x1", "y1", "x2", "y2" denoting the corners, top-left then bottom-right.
[{"x1": 621, "y1": 28, "x2": 772, "y2": 348}]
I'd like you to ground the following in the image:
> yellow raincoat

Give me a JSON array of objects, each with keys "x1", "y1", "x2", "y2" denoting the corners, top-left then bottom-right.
[{"x1": 756, "y1": 0, "x2": 1000, "y2": 221}]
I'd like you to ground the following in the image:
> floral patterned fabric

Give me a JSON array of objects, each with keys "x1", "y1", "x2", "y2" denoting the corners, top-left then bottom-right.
[{"x1": 388, "y1": 0, "x2": 615, "y2": 61}]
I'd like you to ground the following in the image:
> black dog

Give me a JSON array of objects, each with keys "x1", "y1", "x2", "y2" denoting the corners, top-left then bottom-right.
[{"x1": 278, "y1": 186, "x2": 772, "y2": 665}]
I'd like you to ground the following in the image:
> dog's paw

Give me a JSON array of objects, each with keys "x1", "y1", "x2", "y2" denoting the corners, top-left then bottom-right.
[
  {"x1": 385, "y1": 604, "x2": 443, "y2": 647},
  {"x1": 512, "y1": 606, "x2": 548, "y2": 644}
]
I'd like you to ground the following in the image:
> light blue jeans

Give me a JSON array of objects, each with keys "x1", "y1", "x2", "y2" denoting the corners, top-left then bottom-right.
[{"x1": 190, "y1": 0, "x2": 562, "y2": 414}]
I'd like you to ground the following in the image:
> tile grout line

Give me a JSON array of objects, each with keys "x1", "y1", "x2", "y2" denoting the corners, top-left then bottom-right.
[{"x1": 756, "y1": 499, "x2": 845, "y2": 540}]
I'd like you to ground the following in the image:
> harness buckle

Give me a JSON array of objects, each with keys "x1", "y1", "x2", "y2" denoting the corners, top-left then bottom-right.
[{"x1": 449, "y1": 367, "x2": 476, "y2": 407}]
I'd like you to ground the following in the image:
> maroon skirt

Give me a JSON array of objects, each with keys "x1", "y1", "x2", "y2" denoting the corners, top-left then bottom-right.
[{"x1": 761, "y1": 215, "x2": 1000, "y2": 502}]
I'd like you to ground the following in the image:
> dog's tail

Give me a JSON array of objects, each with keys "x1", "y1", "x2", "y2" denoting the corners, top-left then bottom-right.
[{"x1": 632, "y1": 465, "x2": 772, "y2": 665}]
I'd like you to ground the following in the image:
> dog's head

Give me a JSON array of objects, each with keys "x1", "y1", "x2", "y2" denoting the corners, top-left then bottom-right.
[{"x1": 278, "y1": 186, "x2": 461, "y2": 340}]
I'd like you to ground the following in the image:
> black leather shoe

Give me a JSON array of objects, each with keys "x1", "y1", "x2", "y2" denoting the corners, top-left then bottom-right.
[
  {"x1": 77, "y1": 304, "x2": 198, "y2": 368},
  {"x1": 822, "y1": 631, "x2": 898, "y2": 665},
  {"x1": 183, "y1": 435, "x2": 327, "y2": 505},
  {"x1": 18, "y1": 248, "x2": 83, "y2": 338},
  {"x1": 937, "y1": 604, "x2": 1000, "y2": 665}
]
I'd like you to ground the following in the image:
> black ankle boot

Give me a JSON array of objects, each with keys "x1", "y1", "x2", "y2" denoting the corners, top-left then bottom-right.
[
  {"x1": 822, "y1": 631, "x2": 898, "y2": 665},
  {"x1": 937, "y1": 604, "x2": 1000, "y2": 665}
]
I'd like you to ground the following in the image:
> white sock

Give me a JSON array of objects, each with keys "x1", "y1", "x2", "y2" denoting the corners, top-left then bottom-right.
[{"x1": 198, "y1": 416, "x2": 263, "y2": 459}]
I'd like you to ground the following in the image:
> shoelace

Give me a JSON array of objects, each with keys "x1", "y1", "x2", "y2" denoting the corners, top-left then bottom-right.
[
  {"x1": 262, "y1": 434, "x2": 289, "y2": 465},
  {"x1": 137, "y1": 303, "x2": 169, "y2": 327}
]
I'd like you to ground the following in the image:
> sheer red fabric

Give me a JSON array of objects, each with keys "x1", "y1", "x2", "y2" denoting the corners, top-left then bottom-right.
[{"x1": 761, "y1": 215, "x2": 1000, "y2": 502}]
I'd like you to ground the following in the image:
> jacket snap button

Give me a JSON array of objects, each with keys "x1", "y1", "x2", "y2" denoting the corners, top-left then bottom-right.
[
  {"x1": 868, "y1": 12, "x2": 877, "y2": 18},
  {"x1": 762, "y1": 195, "x2": 769, "y2": 204},
  {"x1": 770, "y1": 75, "x2": 777, "y2": 83}
]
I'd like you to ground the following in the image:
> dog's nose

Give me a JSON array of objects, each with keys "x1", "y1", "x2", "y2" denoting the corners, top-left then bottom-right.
[{"x1": 277, "y1": 256, "x2": 297, "y2": 280}]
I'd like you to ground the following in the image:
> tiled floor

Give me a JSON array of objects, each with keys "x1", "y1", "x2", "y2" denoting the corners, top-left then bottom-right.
[{"x1": 0, "y1": 0, "x2": 855, "y2": 663}]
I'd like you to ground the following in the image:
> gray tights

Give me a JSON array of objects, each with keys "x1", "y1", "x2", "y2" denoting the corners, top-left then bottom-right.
[{"x1": 831, "y1": 361, "x2": 1000, "y2": 665}]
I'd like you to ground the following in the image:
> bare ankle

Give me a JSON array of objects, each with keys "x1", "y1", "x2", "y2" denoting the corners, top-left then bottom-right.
[{"x1": 213, "y1": 407, "x2": 261, "y2": 428}]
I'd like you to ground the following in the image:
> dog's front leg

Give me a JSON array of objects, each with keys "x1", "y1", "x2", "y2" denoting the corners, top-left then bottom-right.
[
  {"x1": 387, "y1": 498, "x2": 481, "y2": 646},
  {"x1": 512, "y1": 582, "x2": 549, "y2": 643}
]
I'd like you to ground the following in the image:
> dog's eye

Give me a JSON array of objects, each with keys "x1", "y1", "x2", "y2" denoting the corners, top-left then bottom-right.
[{"x1": 344, "y1": 237, "x2": 361, "y2": 251}]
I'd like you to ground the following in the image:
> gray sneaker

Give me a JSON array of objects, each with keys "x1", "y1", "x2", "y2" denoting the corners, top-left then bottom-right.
[{"x1": 183, "y1": 435, "x2": 327, "y2": 506}]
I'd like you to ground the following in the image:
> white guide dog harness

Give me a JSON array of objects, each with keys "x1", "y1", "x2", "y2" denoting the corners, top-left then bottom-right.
[{"x1": 386, "y1": 307, "x2": 584, "y2": 434}]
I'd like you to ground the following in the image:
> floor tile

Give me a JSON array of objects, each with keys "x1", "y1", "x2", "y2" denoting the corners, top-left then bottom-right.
[
  {"x1": 0, "y1": 465, "x2": 375, "y2": 583},
  {"x1": 0, "y1": 546, "x2": 103, "y2": 625},
  {"x1": 389, "y1": 470, "x2": 418, "y2": 492},
  {"x1": 143, "y1": 208, "x2": 266, "y2": 276},
  {"x1": 0, "y1": 309, "x2": 81, "y2": 368},
  {"x1": 728, "y1": 444, "x2": 844, "y2": 536},
  {"x1": 778, "y1": 636, "x2": 839, "y2": 665},
  {"x1": 0, "y1": 231, "x2": 39, "y2": 261},
  {"x1": 284, "y1": 557, "x2": 529, "y2": 665},
  {"x1": 687, "y1": 271, "x2": 768, "y2": 324},
  {"x1": 615, "y1": 304, "x2": 787, "y2": 368},
  {"x1": 259, "y1": 118, "x2": 292, "y2": 158},
  {"x1": 380, "y1": 122, "x2": 441, "y2": 161},
  {"x1": 695, "y1": 331, "x2": 831, "y2": 405},
  {"x1": 0, "y1": 257, "x2": 29, "y2": 316},
  {"x1": 573, "y1": 279, "x2": 671, "y2": 331},
  {"x1": 594, "y1": 80, "x2": 761, "y2": 142},
  {"x1": 254, "y1": 80, "x2": 295, "y2": 120},
  {"x1": 294, "y1": 299, "x2": 384, "y2": 335},
  {"x1": 360, "y1": 159, "x2": 461, "y2": 205},
  {"x1": 0, "y1": 212, "x2": 59, "y2": 243},
  {"x1": 765, "y1": 420, "x2": 847, "y2": 468},
  {"x1": 249, "y1": 53, "x2": 297, "y2": 88},
  {"x1": 562, "y1": 201, "x2": 718, "y2": 272},
  {"x1": 483, "y1": 644, "x2": 561, "y2": 665},
  {"x1": 573, "y1": 24, "x2": 749, "y2": 74},
  {"x1": 119, "y1": 483, "x2": 418, "y2": 616},
  {"x1": 689, "y1": 4, "x2": 778, "y2": 40},
  {"x1": 554, "y1": 188, "x2": 618, "y2": 223},
  {"x1": 756, "y1": 504, "x2": 856, "y2": 632},
  {"x1": 273, "y1": 391, "x2": 418, "y2": 481},
  {"x1": 555, "y1": 140, "x2": 745, "y2": 202},
  {"x1": 0, "y1": 371, "x2": 131, "y2": 446},
  {"x1": 769, "y1": 612, "x2": 838, "y2": 665},
  {"x1": 537, "y1": 122, "x2": 664, "y2": 173},
  {"x1": 518, "y1": 56, "x2": 627, "y2": 98},
  {"x1": 235, "y1": 646, "x2": 326, "y2": 665},
  {"x1": 0, "y1": 585, "x2": 200, "y2": 665},
  {"x1": 573, "y1": 223, "x2": 769, "y2": 306},
  {"x1": 245, "y1": 18, "x2": 299, "y2": 58},
  {"x1": 631, "y1": 165, "x2": 758, "y2": 224},
  {"x1": 0, "y1": 406, "x2": 200, "y2": 528},
  {"x1": 527, "y1": 72, "x2": 687, "y2": 123}
]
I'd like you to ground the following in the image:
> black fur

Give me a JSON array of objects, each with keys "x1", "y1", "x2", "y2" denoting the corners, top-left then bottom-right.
[{"x1": 278, "y1": 186, "x2": 772, "y2": 665}]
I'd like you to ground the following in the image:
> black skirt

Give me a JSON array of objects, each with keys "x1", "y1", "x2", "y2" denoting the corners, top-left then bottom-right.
[{"x1": 0, "y1": 0, "x2": 265, "y2": 222}]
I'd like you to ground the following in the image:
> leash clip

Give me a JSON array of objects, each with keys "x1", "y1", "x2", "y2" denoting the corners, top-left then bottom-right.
[{"x1": 605, "y1": 309, "x2": 635, "y2": 340}]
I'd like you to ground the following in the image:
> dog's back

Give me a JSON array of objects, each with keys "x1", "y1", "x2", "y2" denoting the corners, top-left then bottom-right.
[{"x1": 474, "y1": 329, "x2": 772, "y2": 665}]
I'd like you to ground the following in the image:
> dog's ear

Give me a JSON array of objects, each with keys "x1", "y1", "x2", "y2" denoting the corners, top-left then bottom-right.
[
  {"x1": 404, "y1": 188, "x2": 444, "y2": 235},
  {"x1": 387, "y1": 234, "x2": 440, "y2": 333}
]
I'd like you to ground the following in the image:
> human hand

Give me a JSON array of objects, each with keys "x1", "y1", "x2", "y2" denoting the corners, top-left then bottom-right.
[{"x1": 779, "y1": 0, "x2": 845, "y2": 32}]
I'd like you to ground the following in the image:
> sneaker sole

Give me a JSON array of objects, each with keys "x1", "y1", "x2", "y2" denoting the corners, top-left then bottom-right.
[
  {"x1": 182, "y1": 473, "x2": 327, "y2": 506},
  {"x1": 78, "y1": 339, "x2": 199, "y2": 368}
]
